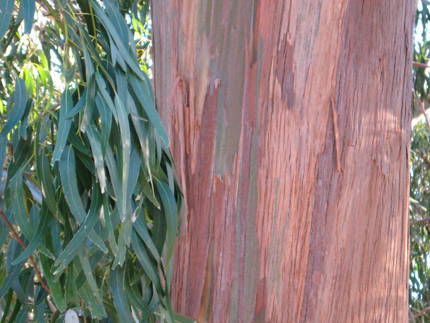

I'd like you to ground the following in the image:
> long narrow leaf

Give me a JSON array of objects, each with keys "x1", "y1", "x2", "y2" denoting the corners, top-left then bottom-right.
[
  {"x1": 53, "y1": 185, "x2": 102, "y2": 273},
  {"x1": 110, "y1": 265, "x2": 135, "y2": 323},
  {"x1": 22, "y1": 0, "x2": 36, "y2": 34},
  {"x1": 129, "y1": 74, "x2": 169, "y2": 146},
  {"x1": 155, "y1": 179, "x2": 177, "y2": 266},
  {"x1": 51, "y1": 88, "x2": 73, "y2": 164},
  {"x1": 11, "y1": 170, "x2": 34, "y2": 240},
  {"x1": 12, "y1": 204, "x2": 51, "y2": 265},
  {"x1": 1, "y1": 78, "x2": 27, "y2": 138},
  {"x1": 0, "y1": 0, "x2": 15, "y2": 44}
]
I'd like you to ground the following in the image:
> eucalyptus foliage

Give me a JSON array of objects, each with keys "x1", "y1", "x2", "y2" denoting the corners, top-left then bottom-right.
[{"x1": 0, "y1": 1, "x2": 191, "y2": 322}]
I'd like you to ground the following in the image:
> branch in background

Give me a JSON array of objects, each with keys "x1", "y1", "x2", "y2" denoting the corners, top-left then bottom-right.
[
  {"x1": 410, "y1": 217, "x2": 430, "y2": 225},
  {"x1": 409, "y1": 305, "x2": 430, "y2": 322},
  {"x1": 0, "y1": 207, "x2": 51, "y2": 295},
  {"x1": 413, "y1": 61, "x2": 429, "y2": 69},
  {"x1": 422, "y1": 0, "x2": 430, "y2": 6}
]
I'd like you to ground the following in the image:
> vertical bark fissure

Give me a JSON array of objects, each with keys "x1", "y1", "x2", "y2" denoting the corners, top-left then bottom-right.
[{"x1": 151, "y1": 0, "x2": 414, "y2": 321}]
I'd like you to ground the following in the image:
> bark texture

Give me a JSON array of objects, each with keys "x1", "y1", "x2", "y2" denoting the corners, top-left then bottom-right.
[{"x1": 151, "y1": 1, "x2": 414, "y2": 322}]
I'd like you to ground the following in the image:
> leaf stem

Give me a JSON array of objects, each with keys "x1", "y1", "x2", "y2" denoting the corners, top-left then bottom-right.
[
  {"x1": 2, "y1": 167, "x2": 41, "y2": 190},
  {"x1": 0, "y1": 207, "x2": 51, "y2": 295}
]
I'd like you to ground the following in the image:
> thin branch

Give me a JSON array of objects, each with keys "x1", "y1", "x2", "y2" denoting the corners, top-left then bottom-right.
[
  {"x1": 410, "y1": 217, "x2": 430, "y2": 225},
  {"x1": 0, "y1": 207, "x2": 51, "y2": 295},
  {"x1": 409, "y1": 305, "x2": 430, "y2": 322},
  {"x1": 413, "y1": 61, "x2": 430, "y2": 69}
]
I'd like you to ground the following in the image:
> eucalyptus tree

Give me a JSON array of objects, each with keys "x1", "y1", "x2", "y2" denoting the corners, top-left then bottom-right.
[
  {"x1": 0, "y1": 1, "x2": 192, "y2": 322},
  {"x1": 151, "y1": 1, "x2": 414, "y2": 322}
]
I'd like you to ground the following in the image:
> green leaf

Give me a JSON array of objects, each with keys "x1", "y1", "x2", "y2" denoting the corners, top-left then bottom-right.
[
  {"x1": 22, "y1": 0, "x2": 36, "y2": 34},
  {"x1": 124, "y1": 262, "x2": 147, "y2": 311},
  {"x1": 131, "y1": 230, "x2": 164, "y2": 296},
  {"x1": 0, "y1": 290, "x2": 14, "y2": 323},
  {"x1": 105, "y1": 0, "x2": 129, "y2": 48},
  {"x1": 129, "y1": 74, "x2": 170, "y2": 146},
  {"x1": 110, "y1": 35, "x2": 127, "y2": 71},
  {"x1": 51, "y1": 88, "x2": 73, "y2": 164},
  {"x1": 105, "y1": 145, "x2": 122, "y2": 210},
  {"x1": 10, "y1": 170, "x2": 34, "y2": 240},
  {"x1": 102, "y1": 194, "x2": 117, "y2": 255},
  {"x1": 86, "y1": 121, "x2": 106, "y2": 193},
  {"x1": 0, "y1": 0, "x2": 15, "y2": 44},
  {"x1": 0, "y1": 240, "x2": 25, "y2": 301},
  {"x1": 53, "y1": 185, "x2": 102, "y2": 274},
  {"x1": 114, "y1": 94, "x2": 131, "y2": 222},
  {"x1": 40, "y1": 253, "x2": 67, "y2": 312},
  {"x1": 77, "y1": 279, "x2": 105, "y2": 319},
  {"x1": 36, "y1": 149, "x2": 58, "y2": 217},
  {"x1": 96, "y1": 92, "x2": 112, "y2": 156},
  {"x1": 140, "y1": 285, "x2": 160, "y2": 320},
  {"x1": 133, "y1": 214, "x2": 161, "y2": 264},
  {"x1": 6, "y1": 130, "x2": 31, "y2": 182},
  {"x1": 89, "y1": 0, "x2": 144, "y2": 79},
  {"x1": 14, "y1": 307, "x2": 30, "y2": 323},
  {"x1": 1, "y1": 78, "x2": 27, "y2": 138},
  {"x1": 19, "y1": 99, "x2": 32, "y2": 140},
  {"x1": 103, "y1": 295, "x2": 121, "y2": 323},
  {"x1": 155, "y1": 179, "x2": 178, "y2": 266},
  {"x1": 110, "y1": 265, "x2": 135, "y2": 323},
  {"x1": 65, "y1": 89, "x2": 86, "y2": 119},
  {"x1": 137, "y1": 167, "x2": 160, "y2": 208},
  {"x1": 81, "y1": 74, "x2": 96, "y2": 133},
  {"x1": 78, "y1": 250, "x2": 101, "y2": 302},
  {"x1": 12, "y1": 204, "x2": 51, "y2": 265},
  {"x1": 68, "y1": 125, "x2": 92, "y2": 156},
  {"x1": 95, "y1": 72, "x2": 117, "y2": 119},
  {"x1": 59, "y1": 146, "x2": 107, "y2": 252},
  {"x1": 59, "y1": 146, "x2": 87, "y2": 223}
]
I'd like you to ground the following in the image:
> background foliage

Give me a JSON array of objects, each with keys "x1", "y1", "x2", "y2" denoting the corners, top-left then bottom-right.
[{"x1": 0, "y1": 0, "x2": 193, "y2": 322}]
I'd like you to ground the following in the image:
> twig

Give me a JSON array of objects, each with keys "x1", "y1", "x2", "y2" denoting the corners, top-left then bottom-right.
[
  {"x1": 0, "y1": 207, "x2": 51, "y2": 295},
  {"x1": 411, "y1": 217, "x2": 430, "y2": 225},
  {"x1": 409, "y1": 305, "x2": 430, "y2": 322},
  {"x1": 413, "y1": 61, "x2": 429, "y2": 69},
  {"x1": 411, "y1": 202, "x2": 424, "y2": 216}
]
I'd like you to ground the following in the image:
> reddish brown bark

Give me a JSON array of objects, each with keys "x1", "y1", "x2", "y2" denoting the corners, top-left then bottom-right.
[{"x1": 151, "y1": 1, "x2": 414, "y2": 322}]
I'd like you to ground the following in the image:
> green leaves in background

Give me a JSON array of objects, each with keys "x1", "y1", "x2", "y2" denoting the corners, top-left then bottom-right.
[{"x1": 0, "y1": 0, "x2": 190, "y2": 322}]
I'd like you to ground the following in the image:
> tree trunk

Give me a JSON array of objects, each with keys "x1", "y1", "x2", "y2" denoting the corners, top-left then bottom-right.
[{"x1": 151, "y1": 1, "x2": 414, "y2": 322}]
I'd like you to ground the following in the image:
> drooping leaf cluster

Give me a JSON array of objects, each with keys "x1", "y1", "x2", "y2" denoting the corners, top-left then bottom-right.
[{"x1": 0, "y1": 1, "x2": 192, "y2": 322}]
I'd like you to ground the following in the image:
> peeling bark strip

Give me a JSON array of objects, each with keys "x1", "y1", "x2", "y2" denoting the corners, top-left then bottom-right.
[{"x1": 151, "y1": 1, "x2": 414, "y2": 322}]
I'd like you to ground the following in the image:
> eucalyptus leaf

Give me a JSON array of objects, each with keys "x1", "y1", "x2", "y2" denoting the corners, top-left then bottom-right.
[{"x1": 1, "y1": 78, "x2": 27, "y2": 138}]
